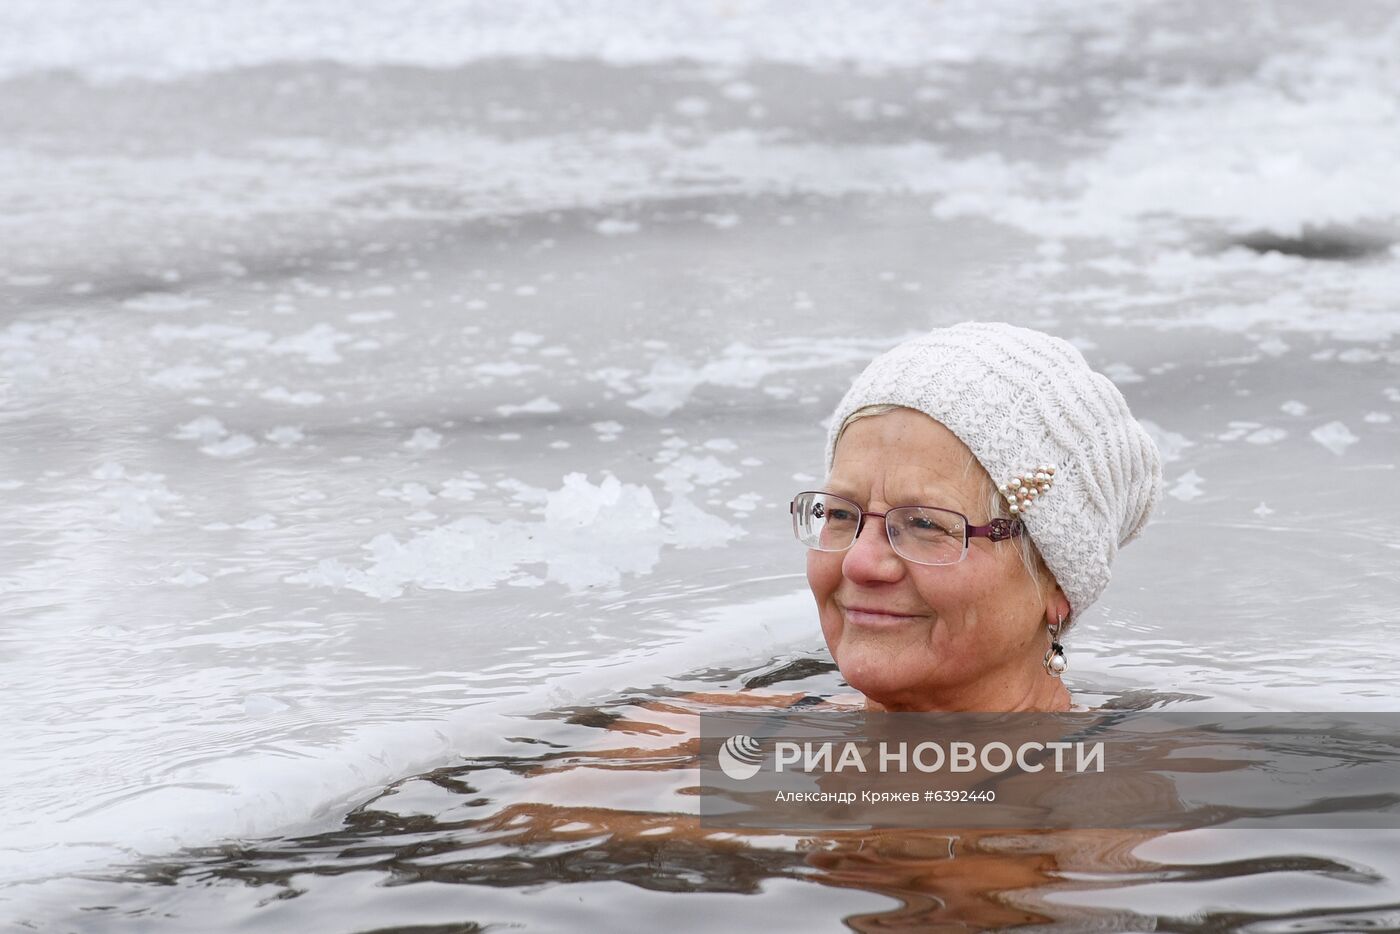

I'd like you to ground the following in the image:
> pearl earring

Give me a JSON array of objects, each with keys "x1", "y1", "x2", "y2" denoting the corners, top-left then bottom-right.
[{"x1": 1043, "y1": 613, "x2": 1068, "y2": 677}]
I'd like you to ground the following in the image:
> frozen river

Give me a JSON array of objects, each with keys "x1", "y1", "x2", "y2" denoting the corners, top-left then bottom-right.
[{"x1": 2, "y1": 1, "x2": 1399, "y2": 929}]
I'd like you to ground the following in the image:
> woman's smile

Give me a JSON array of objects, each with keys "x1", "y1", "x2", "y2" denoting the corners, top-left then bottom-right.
[{"x1": 840, "y1": 603, "x2": 929, "y2": 628}]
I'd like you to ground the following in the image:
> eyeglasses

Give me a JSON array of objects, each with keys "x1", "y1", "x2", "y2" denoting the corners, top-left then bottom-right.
[{"x1": 789, "y1": 491, "x2": 1022, "y2": 566}]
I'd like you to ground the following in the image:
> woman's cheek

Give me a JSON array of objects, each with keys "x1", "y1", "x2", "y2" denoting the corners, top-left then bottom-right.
[{"x1": 806, "y1": 550, "x2": 840, "y2": 601}]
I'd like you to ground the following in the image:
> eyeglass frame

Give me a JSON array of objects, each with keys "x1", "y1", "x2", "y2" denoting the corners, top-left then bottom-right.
[{"x1": 789, "y1": 490, "x2": 1023, "y2": 566}]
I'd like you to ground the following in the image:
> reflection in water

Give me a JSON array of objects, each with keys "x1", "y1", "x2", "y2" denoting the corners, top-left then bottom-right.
[{"x1": 70, "y1": 659, "x2": 1400, "y2": 933}]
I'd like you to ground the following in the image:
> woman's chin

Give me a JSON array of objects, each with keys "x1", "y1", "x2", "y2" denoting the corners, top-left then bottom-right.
[{"x1": 834, "y1": 652, "x2": 929, "y2": 707}]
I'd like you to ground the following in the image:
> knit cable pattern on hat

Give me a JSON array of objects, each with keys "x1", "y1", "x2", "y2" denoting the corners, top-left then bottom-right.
[{"x1": 823, "y1": 322, "x2": 1163, "y2": 618}]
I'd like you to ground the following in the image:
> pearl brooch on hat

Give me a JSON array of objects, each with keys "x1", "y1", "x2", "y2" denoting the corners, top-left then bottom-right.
[{"x1": 999, "y1": 464, "x2": 1056, "y2": 515}]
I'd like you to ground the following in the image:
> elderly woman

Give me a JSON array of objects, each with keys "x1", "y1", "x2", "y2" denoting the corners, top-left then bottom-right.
[{"x1": 793, "y1": 322, "x2": 1162, "y2": 712}]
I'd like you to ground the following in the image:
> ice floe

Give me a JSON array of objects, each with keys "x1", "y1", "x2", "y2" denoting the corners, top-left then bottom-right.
[
  {"x1": 288, "y1": 471, "x2": 745, "y2": 598},
  {"x1": 1310, "y1": 420, "x2": 1359, "y2": 456}
]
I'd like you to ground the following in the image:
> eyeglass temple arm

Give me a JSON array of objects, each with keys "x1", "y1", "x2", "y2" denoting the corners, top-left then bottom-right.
[{"x1": 968, "y1": 518, "x2": 1022, "y2": 542}]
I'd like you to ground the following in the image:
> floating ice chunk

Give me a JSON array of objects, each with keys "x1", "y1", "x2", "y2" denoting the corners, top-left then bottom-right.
[
  {"x1": 1253, "y1": 502, "x2": 1274, "y2": 517},
  {"x1": 1245, "y1": 428, "x2": 1287, "y2": 444},
  {"x1": 792, "y1": 472, "x2": 817, "y2": 482},
  {"x1": 595, "y1": 218, "x2": 640, "y2": 236},
  {"x1": 1311, "y1": 421, "x2": 1358, "y2": 455},
  {"x1": 726, "y1": 493, "x2": 763, "y2": 512},
  {"x1": 265, "y1": 425, "x2": 304, "y2": 446},
  {"x1": 440, "y1": 472, "x2": 485, "y2": 501},
  {"x1": 294, "y1": 474, "x2": 648, "y2": 596},
  {"x1": 655, "y1": 454, "x2": 741, "y2": 494},
  {"x1": 589, "y1": 368, "x2": 635, "y2": 394},
  {"x1": 474, "y1": 361, "x2": 540, "y2": 378},
  {"x1": 1101, "y1": 362, "x2": 1142, "y2": 384},
  {"x1": 496, "y1": 478, "x2": 549, "y2": 505},
  {"x1": 290, "y1": 472, "x2": 744, "y2": 599},
  {"x1": 703, "y1": 439, "x2": 738, "y2": 452},
  {"x1": 664, "y1": 494, "x2": 747, "y2": 549},
  {"x1": 1168, "y1": 470, "x2": 1205, "y2": 502},
  {"x1": 405, "y1": 427, "x2": 443, "y2": 451},
  {"x1": 0, "y1": 479, "x2": 23, "y2": 490},
  {"x1": 740, "y1": 457, "x2": 763, "y2": 467},
  {"x1": 497, "y1": 433, "x2": 522, "y2": 441},
  {"x1": 378, "y1": 483, "x2": 436, "y2": 507},
  {"x1": 496, "y1": 397, "x2": 561, "y2": 417},
  {"x1": 1280, "y1": 400, "x2": 1309, "y2": 416},
  {"x1": 1218, "y1": 421, "x2": 1262, "y2": 442},
  {"x1": 590, "y1": 420, "x2": 624, "y2": 441},
  {"x1": 201, "y1": 434, "x2": 256, "y2": 458},
  {"x1": 1363, "y1": 411, "x2": 1393, "y2": 424},
  {"x1": 1338, "y1": 348, "x2": 1382, "y2": 363},
  {"x1": 235, "y1": 514, "x2": 276, "y2": 530},
  {"x1": 546, "y1": 472, "x2": 657, "y2": 529},
  {"x1": 703, "y1": 213, "x2": 740, "y2": 229},
  {"x1": 270, "y1": 324, "x2": 350, "y2": 364},
  {"x1": 261, "y1": 387, "x2": 325, "y2": 406},
  {"x1": 148, "y1": 364, "x2": 224, "y2": 390},
  {"x1": 345, "y1": 310, "x2": 395, "y2": 323},
  {"x1": 149, "y1": 323, "x2": 272, "y2": 350},
  {"x1": 1138, "y1": 420, "x2": 1191, "y2": 463},
  {"x1": 174, "y1": 415, "x2": 228, "y2": 442},
  {"x1": 92, "y1": 466, "x2": 180, "y2": 531},
  {"x1": 123, "y1": 293, "x2": 208, "y2": 313},
  {"x1": 1257, "y1": 338, "x2": 1290, "y2": 356}
]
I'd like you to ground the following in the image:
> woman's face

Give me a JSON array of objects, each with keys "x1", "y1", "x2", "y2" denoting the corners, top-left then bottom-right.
[{"x1": 807, "y1": 408, "x2": 1062, "y2": 711}]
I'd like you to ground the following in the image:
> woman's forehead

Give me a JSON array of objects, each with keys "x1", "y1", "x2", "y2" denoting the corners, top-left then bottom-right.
[
  {"x1": 827, "y1": 413, "x2": 987, "y2": 508},
  {"x1": 832, "y1": 409, "x2": 978, "y2": 471}
]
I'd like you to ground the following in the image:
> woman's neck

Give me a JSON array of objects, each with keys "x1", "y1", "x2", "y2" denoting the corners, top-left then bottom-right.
[{"x1": 863, "y1": 677, "x2": 1072, "y2": 713}]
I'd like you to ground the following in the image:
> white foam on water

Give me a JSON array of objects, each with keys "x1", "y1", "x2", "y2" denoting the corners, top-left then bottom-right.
[{"x1": 0, "y1": 585, "x2": 815, "y2": 886}]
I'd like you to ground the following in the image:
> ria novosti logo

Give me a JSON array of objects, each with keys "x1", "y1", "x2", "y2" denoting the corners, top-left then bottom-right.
[{"x1": 718, "y1": 734, "x2": 764, "y2": 780}]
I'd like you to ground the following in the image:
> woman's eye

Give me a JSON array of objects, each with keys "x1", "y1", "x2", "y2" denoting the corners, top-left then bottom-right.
[
  {"x1": 828, "y1": 509, "x2": 857, "y2": 522},
  {"x1": 908, "y1": 515, "x2": 957, "y2": 535}
]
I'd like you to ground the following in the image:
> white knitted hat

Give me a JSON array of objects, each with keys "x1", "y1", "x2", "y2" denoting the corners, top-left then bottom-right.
[{"x1": 824, "y1": 322, "x2": 1162, "y2": 618}]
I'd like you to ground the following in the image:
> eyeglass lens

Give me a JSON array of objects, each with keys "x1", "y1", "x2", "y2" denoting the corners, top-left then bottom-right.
[{"x1": 791, "y1": 492, "x2": 967, "y2": 566}]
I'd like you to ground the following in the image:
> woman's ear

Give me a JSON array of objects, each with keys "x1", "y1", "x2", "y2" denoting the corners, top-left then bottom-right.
[{"x1": 1043, "y1": 585, "x2": 1071, "y2": 631}]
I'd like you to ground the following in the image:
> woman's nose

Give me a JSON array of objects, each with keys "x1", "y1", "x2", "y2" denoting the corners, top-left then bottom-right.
[{"x1": 841, "y1": 514, "x2": 905, "y2": 583}]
